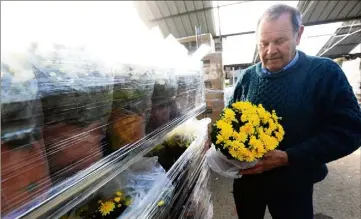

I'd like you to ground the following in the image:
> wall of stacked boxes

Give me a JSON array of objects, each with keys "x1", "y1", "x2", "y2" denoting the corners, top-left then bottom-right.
[{"x1": 198, "y1": 52, "x2": 225, "y2": 132}]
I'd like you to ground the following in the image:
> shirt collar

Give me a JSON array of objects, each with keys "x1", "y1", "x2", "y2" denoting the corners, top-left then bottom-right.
[{"x1": 262, "y1": 51, "x2": 299, "y2": 75}]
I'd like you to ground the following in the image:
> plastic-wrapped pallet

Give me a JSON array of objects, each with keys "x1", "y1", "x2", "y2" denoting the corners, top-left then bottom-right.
[
  {"x1": 1, "y1": 3, "x2": 211, "y2": 216},
  {"x1": 30, "y1": 43, "x2": 114, "y2": 181},
  {"x1": 1, "y1": 41, "x2": 209, "y2": 219},
  {"x1": 1, "y1": 51, "x2": 52, "y2": 214}
]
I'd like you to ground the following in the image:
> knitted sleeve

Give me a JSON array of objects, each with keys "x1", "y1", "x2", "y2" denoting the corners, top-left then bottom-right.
[{"x1": 286, "y1": 60, "x2": 361, "y2": 167}]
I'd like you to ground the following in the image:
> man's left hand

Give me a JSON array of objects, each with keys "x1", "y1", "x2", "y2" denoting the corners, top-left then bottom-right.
[{"x1": 239, "y1": 150, "x2": 289, "y2": 175}]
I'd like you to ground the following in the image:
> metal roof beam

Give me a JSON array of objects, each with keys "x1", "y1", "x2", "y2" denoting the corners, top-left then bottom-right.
[
  {"x1": 213, "y1": 31, "x2": 255, "y2": 39},
  {"x1": 326, "y1": 52, "x2": 361, "y2": 59},
  {"x1": 148, "y1": 1, "x2": 251, "y2": 22},
  {"x1": 213, "y1": 17, "x2": 361, "y2": 39},
  {"x1": 149, "y1": 6, "x2": 213, "y2": 22},
  {"x1": 303, "y1": 15, "x2": 361, "y2": 26}
]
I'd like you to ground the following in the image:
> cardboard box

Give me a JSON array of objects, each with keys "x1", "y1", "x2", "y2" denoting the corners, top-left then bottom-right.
[
  {"x1": 197, "y1": 109, "x2": 223, "y2": 134},
  {"x1": 208, "y1": 110, "x2": 223, "y2": 123},
  {"x1": 204, "y1": 79, "x2": 224, "y2": 90},
  {"x1": 205, "y1": 90, "x2": 224, "y2": 101},
  {"x1": 202, "y1": 52, "x2": 222, "y2": 63},
  {"x1": 203, "y1": 52, "x2": 224, "y2": 90}
]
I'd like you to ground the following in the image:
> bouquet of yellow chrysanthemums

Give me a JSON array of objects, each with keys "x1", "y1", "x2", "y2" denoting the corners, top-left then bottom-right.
[{"x1": 206, "y1": 101, "x2": 285, "y2": 178}]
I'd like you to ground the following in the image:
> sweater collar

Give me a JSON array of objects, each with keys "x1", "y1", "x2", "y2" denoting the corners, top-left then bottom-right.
[
  {"x1": 261, "y1": 51, "x2": 299, "y2": 75},
  {"x1": 256, "y1": 50, "x2": 305, "y2": 79}
]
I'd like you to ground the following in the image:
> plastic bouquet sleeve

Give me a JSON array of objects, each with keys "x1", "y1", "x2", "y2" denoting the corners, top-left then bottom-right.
[{"x1": 206, "y1": 144, "x2": 258, "y2": 179}]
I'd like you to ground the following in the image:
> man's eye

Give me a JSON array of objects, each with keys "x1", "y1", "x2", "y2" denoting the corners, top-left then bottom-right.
[
  {"x1": 275, "y1": 39, "x2": 285, "y2": 45},
  {"x1": 260, "y1": 43, "x2": 269, "y2": 47}
]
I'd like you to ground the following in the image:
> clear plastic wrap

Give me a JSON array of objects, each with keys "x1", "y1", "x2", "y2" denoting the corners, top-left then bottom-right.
[
  {"x1": 108, "y1": 63, "x2": 155, "y2": 151},
  {"x1": 1, "y1": 3, "x2": 210, "y2": 215},
  {"x1": 30, "y1": 43, "x2": 114, "y2": 182},
  {"x1": 1, "y1": 51, "x2": 52, "y2": 214},
  {"x1": 130, "y1": 118, "x2": 212, "y2": 219},
  {"x1": 146, "y1": 67, "x2": 177, "y2": 134},
  {"x1": 2, "y1": 53, "x2": 208, "y2": 218},
  {"x1": 45, "y1": 118, "x2": 211, "y2": 219},
  {"x1": 57, "y1": 157, "x2": 169, "y2": 219},
  {"x1": 176, "y1": 158, "x2": 213, "y2": 219},
  {"x1": 206, "y1": 144, "x2": 258, "y2": 179}
]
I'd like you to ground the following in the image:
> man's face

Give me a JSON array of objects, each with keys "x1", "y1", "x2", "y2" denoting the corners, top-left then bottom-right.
[{"x1": 257, "y1": 13, "x2": 304, "y2": 72}]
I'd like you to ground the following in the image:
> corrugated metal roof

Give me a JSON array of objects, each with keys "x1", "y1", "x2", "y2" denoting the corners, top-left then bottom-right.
[
  {"x1": 134, "y1": 1, "x2": 217, "y2": 38},
  {"x1": 135, "y1": 1, "x2": 360, "y2": 64},
  {"x1": 318, "y1": 20, "x2": 361, "y2": 58},
  {"x1": 298, "y1": 1, "x2": 361, "y2": 26}
]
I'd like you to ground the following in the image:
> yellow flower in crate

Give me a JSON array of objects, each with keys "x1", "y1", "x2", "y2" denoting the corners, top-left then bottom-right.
[
  {"x1": 124, "y1": 197, "x2": 132, "y2": 206},
  {"x1": 115, "y1": 191, "x2": 123, "y2": 197},
  {"x1": 99, "y1": 201, "x2": 115, "y2": 216},
  {"x1": 114, "y1": 197, "x2": 121, "y2": 203},
  {"x1": 157, "y1": 200, "x2": 165, "y2": 207},
  {"x1": 211, "y1": 101, "x2": 285, "y2": 162}
]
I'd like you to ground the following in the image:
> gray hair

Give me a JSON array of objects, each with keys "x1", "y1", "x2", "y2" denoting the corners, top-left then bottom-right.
[{"x1": 257, "y1": 4, "x2": 302, "y2": 33}]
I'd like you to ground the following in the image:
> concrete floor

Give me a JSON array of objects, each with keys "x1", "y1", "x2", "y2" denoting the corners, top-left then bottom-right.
[{"x1": 211, "y1": 149, "x2": 361, "y2": 219}]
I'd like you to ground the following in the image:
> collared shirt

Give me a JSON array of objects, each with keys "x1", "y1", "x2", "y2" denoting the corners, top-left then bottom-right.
[{"x1": 262, "y1": 51, "x2": 299, "y2": 75}]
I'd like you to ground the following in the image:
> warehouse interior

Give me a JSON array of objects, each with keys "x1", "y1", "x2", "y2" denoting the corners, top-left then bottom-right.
[
  {"x1": 135, "y1": 1, "x2": 361, "y2": 101},
  {"x1": 1, "y1": 1, "x2": 360, "y2": 219}
]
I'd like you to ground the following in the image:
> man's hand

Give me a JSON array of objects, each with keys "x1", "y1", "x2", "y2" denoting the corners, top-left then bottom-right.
[{"x1": 239, "y1": 150, "x2": 289, "y2": 175}]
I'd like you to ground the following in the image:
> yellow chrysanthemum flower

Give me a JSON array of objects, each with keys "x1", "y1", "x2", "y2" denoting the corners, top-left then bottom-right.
[
  {"x1": 157, "y1": 200, "x2": 165, "y2": 207},
  {"x1": 214, "y1": 101, "x2": 284, "y2": 162},
  {"x1": 228, "y1": 146, "x2": 240, "y2": 159},
  {"x1": 233, "y1": 131, "x2": 247, "y2": 143},
  {"x1": 114, "y1": 197, "x2": 121, "y2": 203},
  {"x1": 99, "y1": 201, "x2": 115, "y2": 216},
  {"x1": 220, "y1": 126, "x2": 233, "y2": 139},
  {"x1": 216, "y1": 134, "x2": 225, "y2": 144},
  {"x1": 265, "y1": 136, "x2": 279, "y2": 150},
  {"x1": 268, "y1": 120, "x2": 277, "y2": 132},
  {"x1": 223, "y1": 108, "x2": 236, "y2": 122},
  {"x1": 245, "y1": 153, "x2": 256, "y2": 162},
  {"x1": 275, "y1": 131, "x2": 284, "y2": 141},
  {"x1": 240, "y1": 123, "x2": 254, "y2": 135},
  {"x1": 124, "y1": 198, "x2": 132, "y2": 206},
  {"x1": 115, "y1": 191, "x2": 123, "y2": 197}
]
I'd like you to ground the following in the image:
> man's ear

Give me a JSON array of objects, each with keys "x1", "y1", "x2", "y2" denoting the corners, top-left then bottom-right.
[{"x1": 296, "y1": 25, "x2": 304, "y2": 46}]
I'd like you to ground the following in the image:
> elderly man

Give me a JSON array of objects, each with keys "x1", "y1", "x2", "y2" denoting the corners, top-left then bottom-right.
[{"x1": 229, "y1": 4, "x2": 361, "y2": 219}]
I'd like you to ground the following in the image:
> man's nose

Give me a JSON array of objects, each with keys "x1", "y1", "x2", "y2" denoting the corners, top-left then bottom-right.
[{"x1": 267, "y1": 43, "x2": 277, "y2": 55}]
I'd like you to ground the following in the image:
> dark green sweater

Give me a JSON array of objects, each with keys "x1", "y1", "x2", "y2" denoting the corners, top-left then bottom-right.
[{"x1": 230, "y1": 51, "x2": 361, "y2": 186}]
